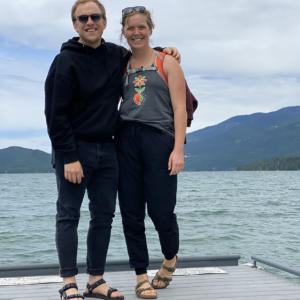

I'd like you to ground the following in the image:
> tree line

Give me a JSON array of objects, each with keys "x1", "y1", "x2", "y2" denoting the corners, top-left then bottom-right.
[{"x1": 236, "y1": 156, "x2": 300, "y2": 171}]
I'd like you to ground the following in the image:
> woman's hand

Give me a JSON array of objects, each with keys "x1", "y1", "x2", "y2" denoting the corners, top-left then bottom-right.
[{"x1": 168, "y1": 149, "x2": 185, "y2": 175}]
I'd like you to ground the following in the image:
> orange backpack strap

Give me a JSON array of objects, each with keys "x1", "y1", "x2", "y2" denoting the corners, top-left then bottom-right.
[{"x1": 156, "y1": 52, "x2": 168, "y2": 84}]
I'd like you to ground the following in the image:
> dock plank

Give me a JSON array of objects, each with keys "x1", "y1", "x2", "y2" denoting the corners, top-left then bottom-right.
[{"x1": 1, "y1": 266, "x2": 300, "y2": 300}]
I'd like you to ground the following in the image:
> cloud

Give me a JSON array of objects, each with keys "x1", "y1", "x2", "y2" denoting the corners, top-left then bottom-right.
[
  {"x1": 0, "y1": 74, "x2": 46, "y2": 130},
  {"x1": 186, "y1": 74, "x2": 300, "y2": 132},
  {"x1": 0, "y1": 137, "x2": 51, "y2": 153},
  {"x1": 1, "y1": 0, "x2": 300, "y2": 152},
  {"x1": 1, "y1": 0, "x2": 300, "y2": 74},
  {"x1": 0, "y1": 129, "x2": 48, "y2": 139},
  {"x1": 0, "y1": 55, "x2": 50, "y2": 81}
]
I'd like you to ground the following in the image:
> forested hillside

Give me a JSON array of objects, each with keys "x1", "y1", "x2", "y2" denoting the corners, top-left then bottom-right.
[
  {"x1": 184, "y1": 106, "x2": 300, "y2": 171},
  {"x1": 0, "y1": 147, "x2": 53, "y2": 173},
  {"x1": 236, "y1": 156, "x2": 300, "y2": 171}
]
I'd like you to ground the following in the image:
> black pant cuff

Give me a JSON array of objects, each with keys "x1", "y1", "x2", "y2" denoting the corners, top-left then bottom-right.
[
  {"x1": 86, "y1": 268, "x2": 105, "y2": 276},
  {"x1": 135, "y1": 267, "x2": 147, "y2": 275},
  {"x1": 59, "y1": 266, "x2": 78, "y2": 278}
]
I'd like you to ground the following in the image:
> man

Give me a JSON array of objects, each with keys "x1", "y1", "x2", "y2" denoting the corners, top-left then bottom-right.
[{"x1": 45, "y1": 1, "x2": 180, "y2": 299}]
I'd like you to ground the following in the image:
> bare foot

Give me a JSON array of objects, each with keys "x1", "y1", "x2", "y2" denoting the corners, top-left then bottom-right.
[
  {"x1": 137, "y1": 274, "x2": 157, "y2": 297},
  {"x1": 87, "y1": 275, "x2": 122, "y2": 298},
  {"x1": 152, "y1": 256, "x2": 177, "y2": 288}
]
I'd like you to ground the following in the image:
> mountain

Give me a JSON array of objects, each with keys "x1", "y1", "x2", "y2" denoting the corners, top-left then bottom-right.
[
  {"x1": 184, "y1": 106, "x2": 300, "y2": 171},
  {"x1": 1, "y1": 106, "x2": 300, "y2": 173},
  {"x1": 0, "y1": 147, "x2": 54, "y2": 173},
  {"x1": 236, "y1": 156, "x2": 300, "y2": 171}
]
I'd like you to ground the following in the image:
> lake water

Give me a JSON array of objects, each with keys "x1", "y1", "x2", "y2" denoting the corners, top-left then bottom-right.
[{"x1": 0, "y1": 171, "x2": 299, "y2": 282}]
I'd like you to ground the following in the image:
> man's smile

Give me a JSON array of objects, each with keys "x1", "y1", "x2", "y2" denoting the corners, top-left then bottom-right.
[{"x1": 86, "y1": 28, "x2": 97, "y2": 32}]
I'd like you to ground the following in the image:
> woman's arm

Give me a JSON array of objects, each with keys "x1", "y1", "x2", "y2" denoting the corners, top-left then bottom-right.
[{"x1": 163, "y1": 55, "x2": 187, "y2": 175}]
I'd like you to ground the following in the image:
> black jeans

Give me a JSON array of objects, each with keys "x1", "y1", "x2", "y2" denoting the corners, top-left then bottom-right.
[
  {"x1": 115, "y1": 122, "x2": 179, "y2": 275},
  {"x1": 54, "y1": 140, "x2": 119, "y2": 277}
]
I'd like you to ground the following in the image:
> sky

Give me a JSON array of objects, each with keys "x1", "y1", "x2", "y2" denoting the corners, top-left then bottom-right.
[{"x1": 0, "y1": 0, "x2": 300, "y2": 152}]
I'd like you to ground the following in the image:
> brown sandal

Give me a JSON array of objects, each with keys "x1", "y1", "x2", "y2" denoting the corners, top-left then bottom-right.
[
  {"x1": 135, "y1": 280, "x2": 157, "y2": 299},
  {"x1": 151, "y1": 255, "x2": 178, "y2": 289}
]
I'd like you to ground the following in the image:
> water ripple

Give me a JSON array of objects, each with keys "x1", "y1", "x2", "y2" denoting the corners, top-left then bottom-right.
[{"x1": 1, "y1": 171, "x2": 300, "y2": 282}]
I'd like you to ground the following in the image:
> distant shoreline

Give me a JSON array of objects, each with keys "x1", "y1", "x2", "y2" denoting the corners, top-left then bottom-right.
[{"x1": 236, "y1": 156, "x2": 300, "y2": 171}]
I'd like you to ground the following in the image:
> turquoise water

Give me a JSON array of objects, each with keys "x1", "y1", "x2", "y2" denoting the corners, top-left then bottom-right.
[{"x1": 0, "y1": 171, "x2": 300, "y2": 282}]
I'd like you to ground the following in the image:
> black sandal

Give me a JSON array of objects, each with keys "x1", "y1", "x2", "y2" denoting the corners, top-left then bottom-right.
[
  {"x1": 59, "y1": 283, "x2": 85, "y2": 300},
  {"x1": 83, "y1": 279, "x2": 124, "y2": 300}
]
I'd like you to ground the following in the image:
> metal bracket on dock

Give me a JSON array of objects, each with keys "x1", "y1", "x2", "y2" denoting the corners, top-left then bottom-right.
[
  {"x1": 251, "y1": 255, "x2": 300, "y2": 276},
  {"x1": 253, "y1": 260, "x2": 257, "y2": 268}
]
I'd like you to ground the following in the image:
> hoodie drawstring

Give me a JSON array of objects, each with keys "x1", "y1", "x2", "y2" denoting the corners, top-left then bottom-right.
[
  {"x1": 103, "y1": 45, "x2": 113, "y2": 85},
  {"x1": 83, "y1": 45, "x2": 92, "y2": 74},
  {"x1": 80, "y1": 39, "x2": 112, "y2": 83}
]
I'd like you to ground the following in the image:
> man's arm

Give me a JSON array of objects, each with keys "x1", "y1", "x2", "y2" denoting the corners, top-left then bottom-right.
[
  {"x1": 154, "y1": 47, "x2": 181, "y2": 63},
  {"x1": 163, "y1": 47, "x2": 181, "y2": 63},
  {"x1": 45, "y1": 60, "x2": 84, "y2": 184},
  {"x1": 120, "y1": 45, "x2": 181, "y2": 65}
]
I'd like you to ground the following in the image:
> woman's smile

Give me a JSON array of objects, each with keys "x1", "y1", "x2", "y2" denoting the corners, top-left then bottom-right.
[{"x1": 124, "y1": 14, "x2": 152, "y2": 49}]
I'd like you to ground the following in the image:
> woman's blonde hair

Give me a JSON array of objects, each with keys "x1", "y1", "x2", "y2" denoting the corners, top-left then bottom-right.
[
  {"x1": 71, "y1": 0, "x2": 107, "y2": 22},
  {"x1": 120, "y1": 8, "x2": 155, "y2": 42}
]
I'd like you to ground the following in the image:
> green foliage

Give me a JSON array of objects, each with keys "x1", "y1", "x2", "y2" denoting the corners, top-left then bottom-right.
[
  {"x1": 236, "y1": 156, "x2": 300, "y2": 171},
  {"x1": 0, "y1": 147, "x2": 54, "y2": 174}
]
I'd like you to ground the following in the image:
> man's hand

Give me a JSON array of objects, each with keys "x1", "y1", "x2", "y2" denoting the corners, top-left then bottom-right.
[
  {"x1": 64, "y1": 161, "x2": 84, "y2": 184},
  {"x1": 168, "y1": 149, "x2": 185, "y2": 175},
  {"x1": 163, "y1": 47, "x2": 181, "y2": 63}
]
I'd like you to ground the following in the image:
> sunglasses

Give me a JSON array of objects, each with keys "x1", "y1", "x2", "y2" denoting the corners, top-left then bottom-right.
[
  {"x1": 122, "y1": 6, "x2": 146, "y2": 16},
  {"x1": 75, "y1": 14, "x2": 102, "y2": 24}
]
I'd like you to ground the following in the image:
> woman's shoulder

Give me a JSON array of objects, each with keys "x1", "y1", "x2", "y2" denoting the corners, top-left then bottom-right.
[{"x1": 160, "y1": 52, "x2": 182, "y2": 77}]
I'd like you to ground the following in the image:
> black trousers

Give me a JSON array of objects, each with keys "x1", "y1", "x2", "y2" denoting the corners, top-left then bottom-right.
[
  {"x1": 115, "y1": 122, "x2": 179, "y2": 275},
  {"x1": 54, "y1": 140, "x2": 119, "y2": 277}
]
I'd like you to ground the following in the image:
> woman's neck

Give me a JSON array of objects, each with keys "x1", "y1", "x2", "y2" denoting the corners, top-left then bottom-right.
[{"x1": 130, "y1": 45, "x2": 154, "y2": 68}]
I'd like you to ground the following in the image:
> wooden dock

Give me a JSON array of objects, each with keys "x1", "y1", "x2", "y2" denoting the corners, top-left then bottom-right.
[
  {"x1": 1, "y1": 256, "x2": 300, "y2": 299},
  {"x1": 1, "y1": 265, "x2": 300, "y2": 299}
]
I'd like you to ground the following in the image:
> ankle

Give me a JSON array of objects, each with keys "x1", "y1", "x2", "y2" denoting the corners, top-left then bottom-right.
[
  {"x1": 63, "y1": 276, "x2": 77, "y2": 287},
  {"x1": 164, "y1": 256, "x2": 176, "y2": 266},
  {"x1": 88, "y1": 275, "x2": 103, "y2": 285},
  {"x1": 137, "y1": 274, "x2": 148, "y2": 283}
]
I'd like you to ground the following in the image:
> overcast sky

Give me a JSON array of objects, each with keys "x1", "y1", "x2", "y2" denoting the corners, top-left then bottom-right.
[{"x1": 1, "y1": 0, "x2": 300, "y2": 152}]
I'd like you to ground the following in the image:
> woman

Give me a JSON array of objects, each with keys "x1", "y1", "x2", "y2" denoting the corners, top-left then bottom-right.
[{"x1": 115, "y1": 6, "x2": 187, "y2": 299}]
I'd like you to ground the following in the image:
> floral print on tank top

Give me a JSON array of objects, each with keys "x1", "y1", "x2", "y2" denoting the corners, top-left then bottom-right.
[{"x1": 133, "y1": 75, "x2": 147, "y2": 105}]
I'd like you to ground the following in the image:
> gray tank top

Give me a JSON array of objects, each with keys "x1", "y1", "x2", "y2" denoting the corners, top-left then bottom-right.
[{"x1": 119, "y1": 52, "x2": 175, "y2": 137}]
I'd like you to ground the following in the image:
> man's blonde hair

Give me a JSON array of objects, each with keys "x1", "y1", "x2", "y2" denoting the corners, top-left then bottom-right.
[{"x1": 71, "y1": 0, "x2": 107, "y2": 22}]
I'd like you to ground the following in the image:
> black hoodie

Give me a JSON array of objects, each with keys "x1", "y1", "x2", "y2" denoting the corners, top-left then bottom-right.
[{"x1": 45, "y1": 37, "x2": 131, "y2": 164}]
